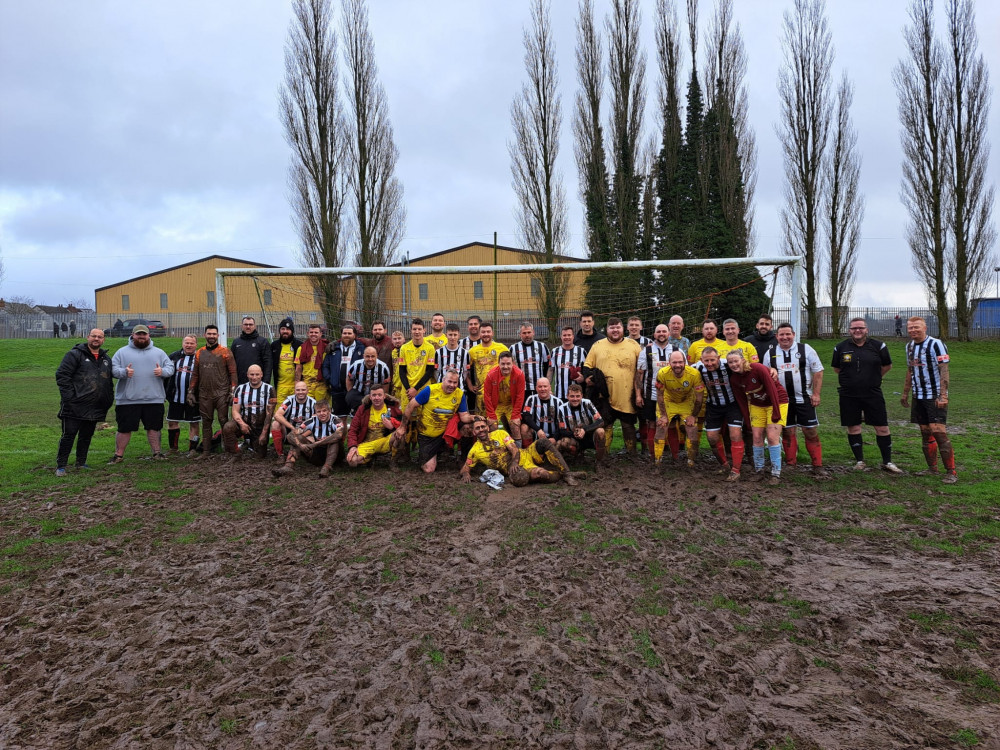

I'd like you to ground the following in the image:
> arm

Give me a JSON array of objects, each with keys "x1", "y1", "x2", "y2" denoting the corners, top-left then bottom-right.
[
  {"x1": 55, "y1": 350, "x2": 79, "y2": 400},
  {"x1": 810, "y1": 370, "x2": 823, "y2": 407},
  {"x1": 394, "y1": 393, "x2": 423, "y2": 439},
  {"x1": 261, "y1": 340, "x2": 273, "y2": 384},
  {"x1": 231, "y1": 401, "x2": 250, "y2": 434},
  {"x1": 274, "y1": 402, "x2": 295, "y2": 431},
  {"x1": 901, "y1": 368, "x2": 912, "y2": 408},
  {"x1": 259, "y1": 398, "x2": 277, "y2": 444},
  {"x1": 633, "y1": 365, "x2": 645, "y2": 408},
  {"x1": 159, "y1": 352, "x2": 175, "y2": 379},
  {"x1": 483, "y1": 373, "x2": 498, "y2": 419},
  {"x1": 347, "y1": 402, "x2": 366, "y2": 448},
  {"x1": 758, "y1": 367, "x2": 785, "y2": 423},
  {"x1": 688, "y1": 389, "x2": 704, "y2": 426},
  {"x1": 226, "y1": 352, "x2": 237, "y2": 389},
  {"x1": 414, "y1": 364, "x2": 435, "y2": 391},
  {"x1": 936, "y1": 363, "x2": 949, "y2": 407},
  {"x1": 111, "y1": 350, "x2": 128, "y2": 380}
]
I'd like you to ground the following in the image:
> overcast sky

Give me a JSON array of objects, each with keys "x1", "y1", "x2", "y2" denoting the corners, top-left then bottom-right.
[{"x1": 1, "y1": 0, "x2": 997, "y2": 308}]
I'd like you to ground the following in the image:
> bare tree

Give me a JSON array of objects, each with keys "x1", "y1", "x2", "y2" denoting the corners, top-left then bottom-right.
[
  {"x1": 777, "y1": 0, "x2": 834, "y2": 339},
  {"x1": 704, "y1": 0, "x2": 756, "y2": 255},
  {"x1": 894, "y1": 0, "x2": 951, "y2": 336},
  {"x1": 280, "y1": 0, "x2": 348, "y2": 327},
  {"x1": 825, "y1": 74, "x2": 864, "y2": 337},
  {"x1": 944, "y1": 0, "x2": 996, "y2": 340},
  {"x1": 5, "y1": 295, "x2": 38, "y2": 332},
  {"x1": 342, "y1": 0, "x2": 405, "y2": 331},
  {"x1": 574, "y1": 0, "x2": 613, "y2": 311},
  {"x1": 652, "y1": 0, "x2": 681, "y2": 252},
  {"x1": 510, "y1": 0, "x2": 568, "y2": 342}
]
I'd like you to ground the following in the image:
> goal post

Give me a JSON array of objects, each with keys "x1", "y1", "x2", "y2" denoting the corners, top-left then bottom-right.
[{"x1": 215, "y1": 256, "x2": 803, "y2": 346}]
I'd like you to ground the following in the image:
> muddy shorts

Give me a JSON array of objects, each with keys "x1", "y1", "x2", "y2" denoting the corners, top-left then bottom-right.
[
  {"x1": 910, "y1": 398, "x2": 947, "y2": 425},
  {"x1": 417, "y1": 434, "x2": 447, "y2": 465},
  {"x1": 167, "y1": 401, "x2": 201, "y2": 423}
]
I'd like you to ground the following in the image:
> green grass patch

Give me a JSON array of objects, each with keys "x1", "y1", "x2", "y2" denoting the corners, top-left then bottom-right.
[{"x1": 632, "y1": 629, "x2": 662, "y2": 667}]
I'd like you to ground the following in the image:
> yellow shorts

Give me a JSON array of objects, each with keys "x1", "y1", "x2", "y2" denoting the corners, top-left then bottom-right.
[
  {"x1": 356, "y1": 435, "x2": 393, "y2": 463},
  {"x1": 662, "y1": 399, "x2": 697, "y2": 423},
  {"x1": 494, "y1": 404, "x2": 515, "y2": 426},
  {"x1": 276, "y1": 384, "x2": 295, "y2": 404},
  {"x1": 517, "y1": 442, "x2": 545, "y2": 472},
  {"x1": 749, "y1": 402, "x2": 788, "y2": 428},
  {"x1": 307, "y1": 382, "x2": 329, "y2": 404}
]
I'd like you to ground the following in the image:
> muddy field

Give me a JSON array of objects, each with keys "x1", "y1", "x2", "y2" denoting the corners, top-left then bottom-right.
[{"x1": 2, "y1": 453, "x2": 998, "y2": 749}]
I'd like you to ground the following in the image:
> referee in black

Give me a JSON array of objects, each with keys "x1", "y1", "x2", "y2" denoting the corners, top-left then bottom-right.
[{"x1": 831, "y1": 317, "x2": 902, "y2": 473}]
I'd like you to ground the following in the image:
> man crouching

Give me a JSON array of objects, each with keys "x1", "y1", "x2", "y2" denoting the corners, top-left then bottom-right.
[
  {"x1": 460, "y1": 415, "x2": 582, "y2": 487},
  {"x1": 272, "y1": 400, "x2": 343, "y2": 478}
]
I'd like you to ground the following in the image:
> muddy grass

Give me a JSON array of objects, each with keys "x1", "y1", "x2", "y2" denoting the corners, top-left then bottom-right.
[{"x1": 2, "y1": 455, "x2": 998, "y2": 749}]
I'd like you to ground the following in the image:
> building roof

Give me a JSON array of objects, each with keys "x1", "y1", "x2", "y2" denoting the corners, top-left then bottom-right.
[
  {"x1": 399, "y1": 241, "x2": 582, "y2": 266},
  {"x1": 94, "y1": 255, "x2": 278, "y2": 292}
]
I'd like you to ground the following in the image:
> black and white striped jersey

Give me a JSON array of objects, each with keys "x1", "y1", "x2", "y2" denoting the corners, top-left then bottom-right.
[
  {"x1": 232, "y1": 382, "x2": 275, "y2": 415},
  {"x1": 347, "y1": 359, "x2": 390, "y2": 394},
  {"x1": 559, "y1": 398, "x2": 601, "y2": 432},
  {"x1": 548, "y1": 345, "x2": 587, "y2": 399},
  {"x1": 459, "y1": 336, "x2": 481, "y2": 352},
  {"x1": 636, "y1": 343, "x2": 674, "y2": 402},
  {"x1": 693, "y1": 361, "x2": 737, "y2": 407},
  {"x1": 905, "y1": 335, "x2": 949, "y2": 400},
  {"x1": 301, "y1": 414, "x2": 341, "y2": 440},
  {"x1": 628, "y1": 335, "x2": 651, "y2": 348},
  {"x1": 279, "y1": 394, "x2": 316, "y2": 425},
  {"x1": 510, "y1": 341, "x2": 550, "y2": 392},
  {"x1": 523, "y1": 394, "x2": 565, "y2": 438},
  {"x1": 435, "y1": 346, "x2": 470, "y2": 383},
  {"x1": 762, "y1": 343, "x2": 824, "y2": 404},
  {"x1": 170, "y1": 353, "x2": 196, "y2": 404}
]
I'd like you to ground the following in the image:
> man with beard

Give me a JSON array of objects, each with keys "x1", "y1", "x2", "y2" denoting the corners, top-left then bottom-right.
[
  {"x1": 322, "y1": 325, "x2": 364, "y2": 415},
  {"x1": 55, "y1": 328, "x2": 114, "y2": 476},
  {"x1": 654, "y1": 350, "x2": 705, "y2": 467},
  {"x1": 687, "y1": 320, "x2": 721, "y2": 365},
  {"x1": 460, "y1": 415, "x2": 581, "y2": 486},
  {"x1": 547, "y1": 326, "x2": 586, "y2": 400},
  {"x1": 426, "y1": 313, "x2": 448, "y2": 350},
  {"x1": 483, "y1": 351, "x2": 525, "y2": 436},
  {"x1": 574, "y1": 310, "x2": 604, "y2": 354},
  {"x1": 510, "y1": 322, "x2": 549, "y2": 401},
  {"x1": 460, "y1": 315, "x2": 482, "y2": 353},
  {"x1": 357, "y1": 320, "x2": 394, "y2": 370},
  {"x1": 745, "y1": 314, "x2": 777, "y2": 361},
  {"x1": 165, "y1": 334, "x2": 201, "y2": 455},
  {"x1": 582, "y1": 316, "x2": 641, "y2": 456},
  {"x1": 187, "y1": 324, "x2": 237, "y2": 458},
  {"x1": 270, "y1": 317, "x2": 302, "y2": 404},
  {"x1": 230, "y1": 316, "x2": 272, "y2": 385},
  {"x1": 294, "y1": 324, "x2": 330, "y2": 404},
  {"x1": 467, "y1": 323, "x2": 508, "y2": 412},
  {"x1": 110, "y1": 324, "x2": 174, "y2": 463},
  {"x1": 635, "y1": 323, "x2": 675, "y2": 456}
]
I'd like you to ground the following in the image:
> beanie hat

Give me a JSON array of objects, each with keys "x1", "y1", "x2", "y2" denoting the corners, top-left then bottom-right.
[{"x1": 279, "y1": 317, "x2": 295, "y2": 333}]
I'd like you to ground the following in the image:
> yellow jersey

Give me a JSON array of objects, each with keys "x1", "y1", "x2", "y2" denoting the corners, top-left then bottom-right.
[
  {"x1": 414, "y1": 383, "x2": 468, "y2": 437},
  {"x1": 363, "y1": 403, "x2": 390, "y2": 443},
  {"x1": 656, "y1": 365, "x2": 704, "y2": 404},
  {"x1": 583, "y1": 337, "x2": 641, "y2": 414},
  {"x1": 468, "y1": 341, "x2": 510, "y2": 386},
  {"x1": 399, "y1": 340, "x2": 437, "y2": 390},
  {"x1": 687, "y1": 337, "x2": 722, "y2": 365},
  {"x1": 294, "y1": 346, "x2": 328, "y2": 401},
  {"x1": 715, "y1": 339, "x2": 759, "y2": 364},
  {"x1": 465, "y1": 429, "x2": 517, "y2": 474},
  {"x1": 425, "y1": 332, "x2": 448, "y2": 350}
]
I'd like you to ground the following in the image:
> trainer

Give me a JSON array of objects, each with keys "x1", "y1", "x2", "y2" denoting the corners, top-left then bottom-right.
[
  {"x1": 54, "y1": 328, "x2": 114, "y2": 476},
  {"x1": 832, "y1": 317, "x2": 901, "y2": 473}
]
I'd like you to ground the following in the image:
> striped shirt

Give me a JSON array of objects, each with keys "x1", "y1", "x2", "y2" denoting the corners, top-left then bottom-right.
[
  {"x1": 435, "y1": 346, "x2": 470, "y2": 383},
  {"x1": 523, "y1": 394, "x2": 565, "y2": 439},
  {"x1": 693, "y1": 361, "x2": 737, "y2": 407},
  {"x1": 279, "y1": 394, "x2": 316, "y2": 426},
  {"x1": 636, "y1": 343, "x2": 674, "y2": 402},
  {"x1": 628, "y1": 335, "x2": 651, "y2": 348},
  {"x1": 762, "y1": 343, "x2": 823, "y2": 404},
  {"x1": 301, "y1": 414, "x2": 341, "y2": 441},
  {"x1": 459, "y1": 336, "x2": 481, "y2": 352},
  {"x1": 170, "y1": 353, "x2": 196, "y2": 404},
  {"x1": 905, "y1": 335, "x2": 949, "y2": 400},
  {"x1": 548, "y1": 345, "x2": 587, "y2": 400},
  {"x1": 347, "y1": 359, "x2": 390, "y2": 395},
  {"x1": 233, "y1": 382, "x2": 275, "y2": 416},
  {"x1": 510, "y1": 341, "x2": 550, "y2": 393},
  {"x1": 560, "y1": 398, "x2": 601, "y2": 432}
]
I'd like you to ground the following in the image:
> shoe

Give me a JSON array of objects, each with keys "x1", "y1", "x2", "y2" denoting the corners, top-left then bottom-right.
[
  {"x1": 753, "y1": 469, "x2": 767, "y2": 481},
  {"x1": 55, "y1": 467, "x2": 67, "y2": 477},
  {"x1": 716, "y1": 464, "x2": 732, "y2": 475},
  {"x1": 271, "y1": 464, "x2": 293, "y2": 477},
  {"x1": 75, "y1": 463, "x2": 92, "y2": 470},
  {"x1": 882, "y1": 462, "x2": 903, "y2": 474},
  {"x1": 767, "y1": 475, "x2": 780, "y2": 486},
  {"x1": 942, "y1": 472, "x2": 958, "y2": 485},
  {"x1": 318, "y1": 465, "x2": 332, "y2": 478},
  {"x1": 152, "y1": 452, "x2": 168, "y2": 461},
  {"x1": 725, "y1": 470, "x2": 740, "y2": 482},
  {"x1": 108, "y1": 454, "x2": 124, "y2": 465},
  {"x1": 563, "y1": 473, "x2": 579, "y2": 486},
  {"x1": 811, "y1": 465, "x2": 830, "y2": 478},
  {"x1": 569, "y1": 471, "x2": 588, "y2": 480},
  {"x1": 914, "y1": 468, "x2": 939, "y2": 476},
  {"x1": 852, "y1": 461, "x2": 867, "y2": 471},
  {"x1": 686, "y1": 458, "x2": 696, "y2": 469}
]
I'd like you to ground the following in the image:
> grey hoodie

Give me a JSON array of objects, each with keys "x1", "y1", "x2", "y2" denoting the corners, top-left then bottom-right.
[{"x1": 111, "y1": 337, "x2": 175, "y2": 405}]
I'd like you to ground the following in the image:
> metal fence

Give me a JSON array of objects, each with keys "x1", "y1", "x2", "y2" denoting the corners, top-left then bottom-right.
[
  {"x1": 0, "y1": 312, "x2": 98, "y2": 340},
  {"x1": 771, "y1": 306, "x2": 1000, "y2": 339}
]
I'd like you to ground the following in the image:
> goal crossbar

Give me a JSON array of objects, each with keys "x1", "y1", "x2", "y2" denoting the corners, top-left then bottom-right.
[{"x1": 216, "y1": 256, "x2": 803, "y2": 344}]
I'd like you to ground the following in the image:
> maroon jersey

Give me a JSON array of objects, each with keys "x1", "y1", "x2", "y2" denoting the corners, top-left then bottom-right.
[{"x1": 729, "y1": 362, "x2": 788, "y2": 423}]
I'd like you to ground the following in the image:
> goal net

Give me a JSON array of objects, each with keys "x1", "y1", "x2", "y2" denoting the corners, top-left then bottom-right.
[{"x1": 215, "y1": 257, "x2": 801, "y2": 345}]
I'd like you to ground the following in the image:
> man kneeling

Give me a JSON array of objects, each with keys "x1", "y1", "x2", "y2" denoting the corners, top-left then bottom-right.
[
  {"x1": 460, "y1": 415, "x2": 581, "y2": 486},
  {"x1": 272, "y1": 400, "x2": 343, "y2": 478},
  {"x1": 346, "y1": 384, "x2": 403, "y2": 467}
]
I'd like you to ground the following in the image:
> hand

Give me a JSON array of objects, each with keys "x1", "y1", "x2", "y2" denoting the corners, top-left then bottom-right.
[
  {"x1": 258, "y1": 433, "x2": 266, "y2": 446},
  {"x1": 239, "y1": 420, "x2": 250, "y2": 435},
  {"x1": 900, "y1": 394, "x2": 909, "y2": 408},
  {"x1": 487, "y1": 418, "x2": 498, "y2": 431},
  {"x1": 381, "y1": 414, "x2": 394, "y2": 429},
  {"x1": 126, "y1": 363, "x2": 134, "y2": 378},
  {"x1": 394, "y1": 426, "x2": 406, "y2": 441},
  {"x1": 460, "y1": 471, "x2": 472, "y2": 484},
  {"x1": 186, "y1": 392, "x2": 196, "y2": 407},
  {"x1": 510, "y1": 420, "x2": 521, "y2": 434},
  {"x1": 656, "y1": 416, "x2": 668, "y2": 429},
  {"x1": 153, "y1": 363, "x2": 162, "y2": 377},
  {"x1": 574, "y1": 428, "x2": 584, "y2": 440},
  {"x1": 635, "y1": 393, "x2": 644, "y2": 408},
  {"x1": 536, "y1": 429, "x2": 546, "y2": 441},
  {"x1": 585, "y1": 376, "x2": 594, "y2": 386},
  {"x1": 685, "y1": 415, "x2": 695, "y2": 427},
  {"x1": 810, "y1": 393, "x2": 821, "y2": 407},
  {"x1": 407, "y1": 387, "x2": 417, "y2": 399},
  {"x1": 936, "y1": 395, "x2": 948, "y2": 408}
]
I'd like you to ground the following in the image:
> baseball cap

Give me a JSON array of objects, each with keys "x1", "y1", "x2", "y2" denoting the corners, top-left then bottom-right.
[{"x1": 133, "y1": 324, "x2": 150, "y2": 335}]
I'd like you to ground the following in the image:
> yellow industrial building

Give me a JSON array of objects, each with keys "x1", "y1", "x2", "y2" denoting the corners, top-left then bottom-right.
[{"x1": 95, "y1": 243, "x2": 587, "y2": 340}]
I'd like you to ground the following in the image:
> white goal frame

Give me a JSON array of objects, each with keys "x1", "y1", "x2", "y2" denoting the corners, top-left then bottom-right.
[{"x1": 215, "y1": 256, "x2": 803, "y2": 346}]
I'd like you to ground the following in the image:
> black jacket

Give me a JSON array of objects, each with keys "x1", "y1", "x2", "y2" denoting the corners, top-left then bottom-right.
[
  {"x1": 270, "y1": 336, "x2": 303, "y2": 388},
  {"x1": 574, "y1": 329, "x2": 605, "y2": 355},
  {"x1": 231, "y1": 331, "x2": 272, "y2": 385},
  {"x1": 745, "y1": 330, "x2": 777, "y2": 359},
  {"x1": 55, "y1": 343, "x2": 114, "y2": 421}
]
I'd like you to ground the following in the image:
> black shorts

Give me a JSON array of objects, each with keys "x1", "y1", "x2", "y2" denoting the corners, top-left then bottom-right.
[
  {"x1": 704, "y1": 402, "x2": 743, "y2": 431},
  {"x1": 639, "y1": 401, "x2": 658, "y2": 422},
  {"x1": 167, "y1": 401, "x2": 200, "y2": 423},
  {"x1": 116, "y1": 402, "x2": 165, "y2": 432},
  {"x1": 785, "y1": 401, "x2": 819, "y2": 428},
  {"x1": 570, "y1": 431, "x2": 597, "y2": 451},
  {"x1": 601, "y1": 406, "x2": 636, "y2": 426},
  {"x1": 911, "y1": 399, "x2": 947, "y2": 425},
  {"x1": 839, "y1": 394, "x2": 888, "y2": 427},
  {"x1": 417, "y1": 434, "x2": 447, "y2": 465}
]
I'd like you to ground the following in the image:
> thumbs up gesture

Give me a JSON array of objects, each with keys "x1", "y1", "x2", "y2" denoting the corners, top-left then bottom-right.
[
  {"x1": 126, "y1": 363, "x2": 134, "y2": 378},
  {"x1": 154, "y1": 362, "x2": 162, "y2": 377}
]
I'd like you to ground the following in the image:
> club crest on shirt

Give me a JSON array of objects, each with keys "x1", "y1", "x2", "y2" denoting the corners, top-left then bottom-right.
[
  {"x1": 841, "y1": 353, "x2": 853, "y2": 362},
  {"x1": 682, "y1": 380, "x2": 690, "y2": 387}
]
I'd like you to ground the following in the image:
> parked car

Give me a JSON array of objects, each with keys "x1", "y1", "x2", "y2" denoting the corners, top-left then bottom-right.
[{"x1": 104, "y1": 318, "x2": 166, "y2": 338}]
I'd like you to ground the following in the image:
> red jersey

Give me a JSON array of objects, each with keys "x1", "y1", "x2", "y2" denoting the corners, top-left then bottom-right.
[{"x1": 729, "y1": 362, "x2": 788, "y2": 422}]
